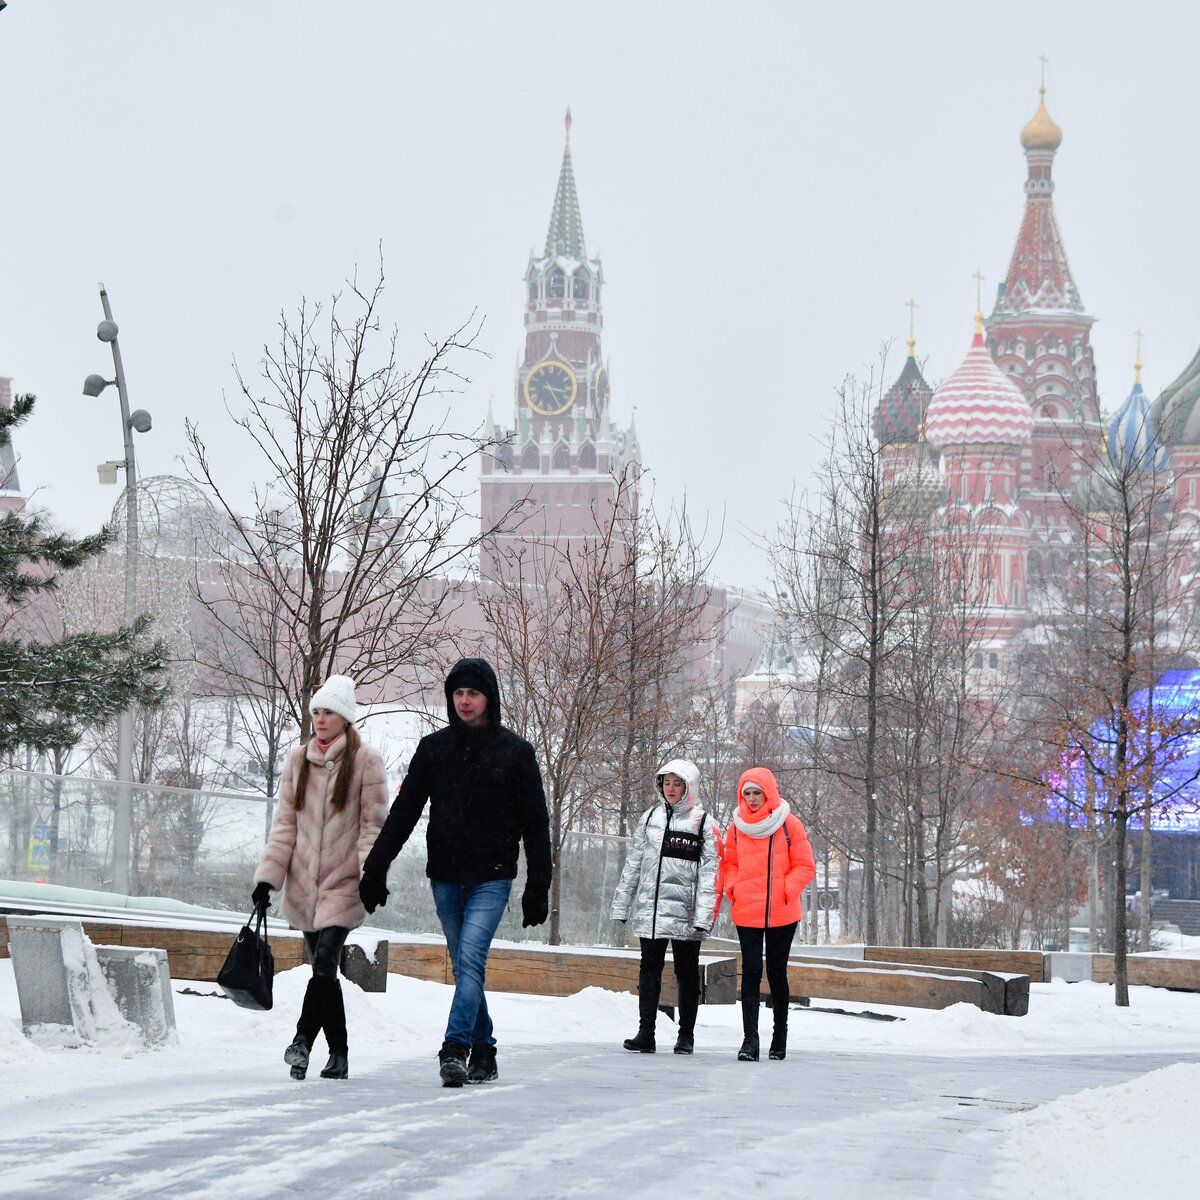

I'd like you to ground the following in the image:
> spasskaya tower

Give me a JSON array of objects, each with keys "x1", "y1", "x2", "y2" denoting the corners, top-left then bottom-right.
[{"x1": 480, "y1": 109, "x2": 640, "y2": 581}]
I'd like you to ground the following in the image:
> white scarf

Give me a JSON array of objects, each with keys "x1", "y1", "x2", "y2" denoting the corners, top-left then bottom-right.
[{"x1": 733, "y1": 799, "x2": 790, "y2": 839}]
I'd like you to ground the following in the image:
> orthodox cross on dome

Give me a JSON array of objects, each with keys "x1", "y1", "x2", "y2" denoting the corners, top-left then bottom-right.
[
  {"x1": 1039, "y1": 53, "x2": 1048, "y2": 89},
  {"x1": 972, "y1": 271, "x2": 986, "y2": 337},
  {"x1": 905, "y1": 297, "x2": 919, "y2": 355},
  {"x1": 545, "y1": 106, "x2": 586, "y2": 259},
  {"x1": 1135, "y1": 328, "x2": 1145, "y2": 385}
]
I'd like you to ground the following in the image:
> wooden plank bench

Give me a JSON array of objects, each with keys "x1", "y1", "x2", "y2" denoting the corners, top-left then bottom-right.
[
  {"x1": 864, "y1": 945, "x2": 1049, "y2": 983},
  {"x1": 386, "y1": 940, "x2": 738, "y2": 1005},
  {"x1": 1090, "y1": 954, "x2": 1200, "y2": 991},
  {"x1": 786, "y1": 954, "x2": 1029, "y2": 1016}
]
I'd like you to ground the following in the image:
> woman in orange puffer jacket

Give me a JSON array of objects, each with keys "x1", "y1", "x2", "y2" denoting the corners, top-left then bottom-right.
[{"x1": 723, "y1": 766, "x2": 815, "y2": 1062}]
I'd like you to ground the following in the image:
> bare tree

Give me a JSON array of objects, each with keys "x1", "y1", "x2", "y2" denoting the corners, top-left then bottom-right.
[
  {"x1": 187, "y1": 262, "x2": 508, "y2": 738},
  {"x1": 1018, "y1": 411, "x2": 1200, "y2": 1005},
  {"x1": 476, "y1": 466, "x2": 718, "y2": 944}
]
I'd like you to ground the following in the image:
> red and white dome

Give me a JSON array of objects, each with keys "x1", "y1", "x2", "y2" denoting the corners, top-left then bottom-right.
[{"x1": 924, "y1": 326, "x2": 1033, "y2": 448}]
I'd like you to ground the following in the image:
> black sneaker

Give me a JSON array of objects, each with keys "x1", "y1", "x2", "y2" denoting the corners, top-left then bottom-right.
[
  {"x1": 673, "y1": 1035, "x2": 694, "y2": 1055},
  {"x1": 438, "y1": 1045, "x2": 469, "y2": 1088},
  {"x1": 467, "y1": 1044, "x2": 498, "y2": 1084},
  {"x1": 284, "y1": 1035, "x2": 311, "y2": 1080}
]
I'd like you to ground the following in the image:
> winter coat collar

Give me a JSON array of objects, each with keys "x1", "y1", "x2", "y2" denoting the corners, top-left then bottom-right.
[
  {"x1": 733, "y1": 799, "x2": 790, "y2": 839},
  {"x1": 305, "y1": 732, "x2": 346, "y2": 766}
]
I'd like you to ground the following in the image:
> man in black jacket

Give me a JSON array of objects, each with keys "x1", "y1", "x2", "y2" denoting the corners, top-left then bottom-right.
[{"x1": 359, "y1": 657, "x2": 552, "y2": 1087}]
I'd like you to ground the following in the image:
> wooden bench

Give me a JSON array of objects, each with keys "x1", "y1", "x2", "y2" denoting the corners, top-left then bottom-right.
[
  {"x1": 864, "y1": 945, "x2": 1049, "y2": 983},
  {"x1": 1090, "y1": 954, "x2": 1200, "y2": 991},
  {"x1": 786, "y1": 954, "x2": 1029, "y2": 1016},
  {"x1": 386, "y1": 940, "x2": 738, "y2": 1005}
]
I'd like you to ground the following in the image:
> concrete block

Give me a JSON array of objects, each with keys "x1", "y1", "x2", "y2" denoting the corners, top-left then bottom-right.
[
  {"x1": 340, "y1": 939, "x2": 388, "y2": 993},
  {"x1": 95, "y1": 945, "x2": 178, "y2": 1045},
  {"x1": 4, "y1": 914, "x2": 138, "y2": 1046}
]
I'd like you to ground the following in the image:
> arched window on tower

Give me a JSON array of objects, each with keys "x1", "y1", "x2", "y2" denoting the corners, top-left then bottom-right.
[
  {"x1": 548, "y1": 270, "x2": 565, "y2": 300},
  {"x1": 572, "y1": 269, "x2": 590, "y2": 302},
  {"x1": 578, "y1": 441, "x2": 596, "y2": 471},
  {"x1": 528, "y1": 278, "x2": 539, "y2": 304},
  {"x1": 552, "y1": 441, "x2": 571, "y2": 471},
  {"x1": 522, "y1": 442, "x2": 540, "y2": 470}
]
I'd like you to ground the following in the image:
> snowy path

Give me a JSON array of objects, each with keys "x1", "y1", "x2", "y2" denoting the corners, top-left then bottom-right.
[{"x1": 3, "y1": 1041, "x2": 1195, "y2": 1199}]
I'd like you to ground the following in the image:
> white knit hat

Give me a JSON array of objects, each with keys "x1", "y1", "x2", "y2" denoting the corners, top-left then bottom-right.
[{"x1": 309, "y1": 675, "x2": 357, "y2": 724}]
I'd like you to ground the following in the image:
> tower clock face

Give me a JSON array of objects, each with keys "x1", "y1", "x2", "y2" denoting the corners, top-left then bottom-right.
[
  {"x1": 594, "y1": 366, "x2": 610, "y2": 412},
  {"x1": 524, "y1": 360, "x2": 578, "y2": 416}
]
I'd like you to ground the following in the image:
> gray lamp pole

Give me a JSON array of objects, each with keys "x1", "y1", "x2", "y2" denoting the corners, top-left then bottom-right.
[{"x1": 84, "y1": 284, "x2": 152, "y2": 896}]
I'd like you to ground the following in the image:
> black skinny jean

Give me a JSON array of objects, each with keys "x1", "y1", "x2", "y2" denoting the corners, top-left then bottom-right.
[
  {"x1": 638, "y1": 937, "x2": 701, "y2": 1033},
  {"x1": 736, "y1": 922, "x2": 797, "y2": 1006}
]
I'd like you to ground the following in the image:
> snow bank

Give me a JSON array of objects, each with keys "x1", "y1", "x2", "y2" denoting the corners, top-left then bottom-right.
[{"x1": 1000, "y1": 1061, "x2": 1200, "y2": 1198}]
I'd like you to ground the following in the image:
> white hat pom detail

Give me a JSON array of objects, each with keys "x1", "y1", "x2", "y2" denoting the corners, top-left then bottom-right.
[{"x1": 309, "y1": 675, "x2": 357, "y2": 724}]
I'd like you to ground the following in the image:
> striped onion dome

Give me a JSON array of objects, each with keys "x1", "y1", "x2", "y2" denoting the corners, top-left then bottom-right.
[
  {"x1": 1107, "y1": 366, "x2": 1165, "y2": 473},
  {"x1": 924, "y1": 319, "x2": 1033, "y2": 449},
  {"x1": 875, "y1": 348, "x2": 932, "y2": 446}
]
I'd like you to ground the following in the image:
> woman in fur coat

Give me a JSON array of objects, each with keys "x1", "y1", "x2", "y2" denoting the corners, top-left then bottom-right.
[{"x1": 252, "y1": 675, "x2": 388, "y2": 1081}]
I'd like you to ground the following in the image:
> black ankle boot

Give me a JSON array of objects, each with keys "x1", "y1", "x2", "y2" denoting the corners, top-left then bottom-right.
[
  {"x1": 737, "y1": 1035, "x2": 760, "y2": 1062},
  {"x1": 673, "y1": 1033, "x2": 694, "y2": 1055},
  {"x1": 769, "y1": 1001, "x2": 788, "y2": 1060},
  {"x1": 320, "y1": 1052, "x2": 349, "y2": 1079},
  {"x1": 467, "y1": 1044, "x2": 498, "y2": 1083},
  {"x1": 284, "y1": 1035, "x2": 311, "y2": 1080},
  {"x1": 438, "y1": 1043, "x2": 469, "y2": 1087},
  {"x1": 738, "y1": 995, "x2": 760, "y2": 1061},
  {"x1": 623, "y1": 1028, "x2": 656, "y2": 1053}
]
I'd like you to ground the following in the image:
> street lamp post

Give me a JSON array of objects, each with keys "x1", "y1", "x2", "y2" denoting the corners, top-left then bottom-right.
[{"x1": 83, "y1": 284, "x2": 152, "y2": 896}]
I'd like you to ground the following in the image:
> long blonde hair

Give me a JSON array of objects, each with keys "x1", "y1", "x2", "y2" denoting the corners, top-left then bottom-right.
[{"x1": 293, "y1": 724, "x2": 361, "y2": 813}]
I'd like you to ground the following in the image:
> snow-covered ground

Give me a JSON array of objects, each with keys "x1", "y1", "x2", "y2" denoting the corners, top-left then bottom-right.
[{"x1": 2, "y1": 959, "x2": 1198, "y2": 1198}]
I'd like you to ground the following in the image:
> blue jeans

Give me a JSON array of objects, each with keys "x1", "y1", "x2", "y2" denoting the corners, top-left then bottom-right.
[{"x1": 431, "y1": 878, "x2": 512, "y2": 1050}]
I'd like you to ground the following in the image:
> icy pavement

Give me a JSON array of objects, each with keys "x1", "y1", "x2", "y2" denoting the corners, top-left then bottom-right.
[{"x1": 3, "y1": 963, "x2": 1199, "y2": 1198}]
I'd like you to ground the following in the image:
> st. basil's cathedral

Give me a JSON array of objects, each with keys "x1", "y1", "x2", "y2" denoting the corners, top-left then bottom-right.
[{"x1": 875, "y1": 83, "x2": 1200, "y2": 690}]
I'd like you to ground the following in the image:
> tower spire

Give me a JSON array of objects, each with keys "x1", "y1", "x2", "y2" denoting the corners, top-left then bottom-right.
[
  {"x1": 1135, "y1": 328, "x2": 1145, "y2": 385},
  {"x1": 545, "y1": 106, "x2": 586, "y2": 259},
  {"x1": 905, "y1": 298, "x2": 918, "y2": 356}
]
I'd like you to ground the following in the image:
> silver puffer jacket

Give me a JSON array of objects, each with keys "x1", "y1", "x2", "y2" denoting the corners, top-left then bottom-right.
[{"x1": 610, "y1": 759, "x2": 720, "y2": 940}]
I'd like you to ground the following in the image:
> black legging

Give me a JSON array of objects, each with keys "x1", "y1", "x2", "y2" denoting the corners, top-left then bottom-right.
[
  {"x1": 303, "y1": 926, "x2": 350, "y2": 978},
  {"x1": 638, "y1": 937, "x2": 701, "y2": 1033},
  {"x1": 736, "y1": 922, "x2": 797, "y2": 1006}
]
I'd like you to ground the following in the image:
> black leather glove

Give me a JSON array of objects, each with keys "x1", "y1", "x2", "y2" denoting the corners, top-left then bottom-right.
[
  {"x1": 359, "y1": 870, "x2": 389, "y2": 914},
  {"x1": 251, "y1": 881, "x2": 271, "y2": 912},
  {"x1": 521, "y1": 888, "x2": 549, "y2": 928}
]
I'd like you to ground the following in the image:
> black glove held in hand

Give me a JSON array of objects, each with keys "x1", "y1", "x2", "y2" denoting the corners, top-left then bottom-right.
[
  {"x1": 359, "y1": 870, "x2": 389, "y2": 914},
  {"x1": 521, "y1": 888, "x2": 549, "y2": 928},
  {"x1": 251, "y1": 881, "x2": 271, "y2": 912}
]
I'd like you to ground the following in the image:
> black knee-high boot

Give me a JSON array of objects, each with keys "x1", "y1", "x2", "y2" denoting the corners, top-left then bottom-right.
[
  {"x1": 319, "y1": 978, "x2": 348, "y2": 1078},
  {"x1": 737, "y1": 996, "x2": 760, "y2": 1062},
  {"x1": 624, "y1": 961, "x2": 661, "y2": 1052},
  {"x1": 285, "y1": 977, "x2": 327, "y2": 1079},
  {"x1": 769, "y1": 998, "x2": 788, "y2": 1060},
  {"x1": 674, "y1": 972, "x2": 699, "y2": 1054}
]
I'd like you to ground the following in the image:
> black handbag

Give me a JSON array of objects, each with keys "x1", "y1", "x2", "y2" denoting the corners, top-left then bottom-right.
[{"x1": 217, "y1": 907, "x2": 275, "y2": 1010}]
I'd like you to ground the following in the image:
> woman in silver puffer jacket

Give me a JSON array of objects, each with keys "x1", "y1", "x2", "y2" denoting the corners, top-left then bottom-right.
[{"x1": 610, "y1": 758, "x2": 720, "y2": 1055}]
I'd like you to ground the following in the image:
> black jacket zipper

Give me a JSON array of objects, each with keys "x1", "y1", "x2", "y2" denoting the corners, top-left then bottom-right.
[{"x1": 765, "y1": 830, "x2": 775, "y2": 928}]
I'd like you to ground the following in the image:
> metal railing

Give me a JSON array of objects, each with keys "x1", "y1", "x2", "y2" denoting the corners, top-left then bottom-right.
[{"x1": 1, "y1": 770, "x2": 703, "y2": 946}]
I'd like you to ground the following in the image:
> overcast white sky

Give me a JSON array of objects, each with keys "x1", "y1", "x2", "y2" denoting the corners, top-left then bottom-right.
[{"x1": 2, "y1": 1, "x2": 1198, "y2": 587}]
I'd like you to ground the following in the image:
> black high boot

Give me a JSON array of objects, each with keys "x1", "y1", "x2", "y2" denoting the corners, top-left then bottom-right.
[
  {"x1": 623, "y1": 965, "x2": 660, "y2": 1053},
  {"x1": 285, "y1": 977, "x2": 326, "y2": 1080},
  {"x1": 769, "y1": 997, "x2": 788, "y2": 1060},
  {"x1": 737, "y1": 996, "x2": 760, "y2": 1062},
  {"x1": 319, "y1": 979, "x2": 349, "y2": 1079},
  {"x1": 674, "y1": 971, "x2": 699, "y2": 1055}
]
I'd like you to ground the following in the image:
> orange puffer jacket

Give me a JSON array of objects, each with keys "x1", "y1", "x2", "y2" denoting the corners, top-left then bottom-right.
[{"x1": 723, "y1": 767, "x2": 816, "y2": 929}]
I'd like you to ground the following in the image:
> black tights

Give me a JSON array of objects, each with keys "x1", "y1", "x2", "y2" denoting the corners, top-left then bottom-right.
[
  {"x1": 637, "y1": 937, "x2": 701, "y2": 1036},
  {"x1": 303, "y1": 926, "x2": 350, "y2": 978},
  {"x1": 736, "y1": 922, "x2": 797, "y2": 1006}
]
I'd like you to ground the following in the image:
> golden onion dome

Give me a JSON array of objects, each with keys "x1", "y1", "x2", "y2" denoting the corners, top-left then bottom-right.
[{"x1": 1020, "y1": 87, "x2": 1063, "y2": 151}]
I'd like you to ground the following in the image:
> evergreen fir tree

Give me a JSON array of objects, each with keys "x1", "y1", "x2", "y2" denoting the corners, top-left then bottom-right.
[{"x1": 0, "y1": 395, "x2": 168, "y2": 756}]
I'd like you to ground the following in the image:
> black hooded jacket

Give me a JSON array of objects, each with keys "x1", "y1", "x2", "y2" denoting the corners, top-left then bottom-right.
[{"x1": 363, "y1": 658, "x2": 552, "y2": 891}]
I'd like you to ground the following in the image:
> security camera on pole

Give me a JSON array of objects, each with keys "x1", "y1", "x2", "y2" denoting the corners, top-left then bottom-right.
[{"x1": 83, "y1": 285, "x2": 152, "y2": 896}]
